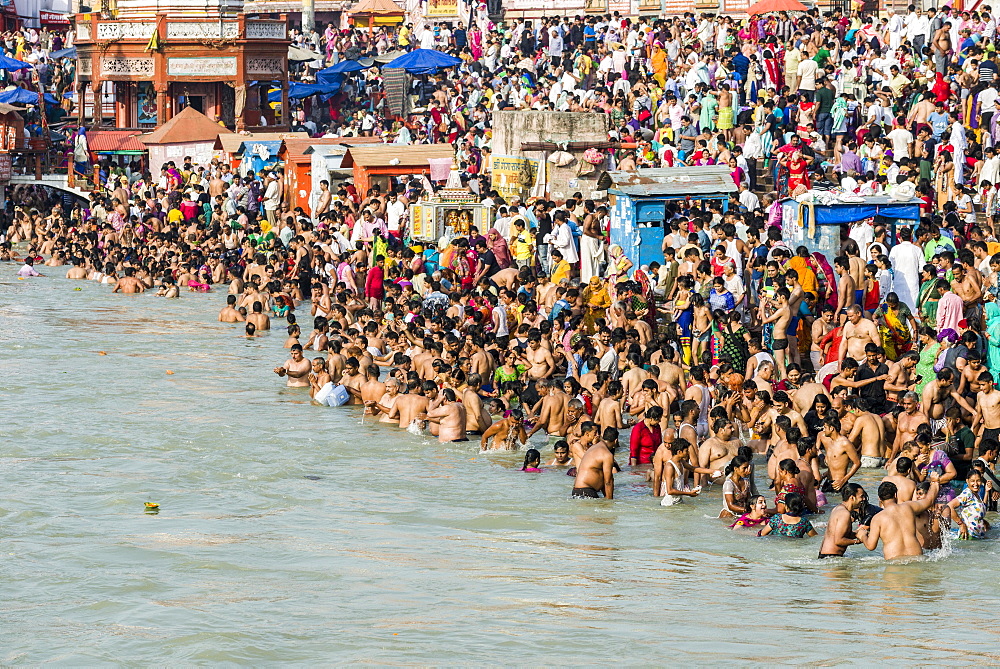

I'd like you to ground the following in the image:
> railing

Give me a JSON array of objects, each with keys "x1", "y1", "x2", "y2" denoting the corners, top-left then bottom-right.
[{"x1": 67, "y1": 165, "x2": 100, "y2": 192}]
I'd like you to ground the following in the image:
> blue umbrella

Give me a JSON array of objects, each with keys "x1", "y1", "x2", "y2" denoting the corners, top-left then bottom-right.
[
  {"x1": 0, "y1": 54, "x2": 32, "y2": 71},
  {"x1": 50, "y1": 46, "x2": 76, "y2": 59},
  {"x1": 382, "y1": 48, "x2": 461, "y2": 74},
  {"x1": 322, "y1": 59, "x2": 369, "y2": 74}
]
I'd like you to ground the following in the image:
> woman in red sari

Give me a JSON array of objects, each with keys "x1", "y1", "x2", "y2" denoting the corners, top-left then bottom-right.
[
  {"x1": 782, "y1": 149, "x2": 811, "y2": 192},
  {"x1": 932, "y1": 72, "x2": 951, "y2": 104}
]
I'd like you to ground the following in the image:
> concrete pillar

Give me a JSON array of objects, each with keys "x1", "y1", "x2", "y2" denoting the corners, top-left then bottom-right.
[
  {"x1": 90, "y1": 80, "x2": 101, "y2": 128},
  {"x1": 301, "y1": 0, "x2": 315, "y2": 34}
]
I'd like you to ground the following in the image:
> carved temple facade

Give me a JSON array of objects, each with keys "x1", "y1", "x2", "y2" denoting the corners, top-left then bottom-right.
[{"x1": 73, "y1": 4, "x2": 292, "y2": 132}]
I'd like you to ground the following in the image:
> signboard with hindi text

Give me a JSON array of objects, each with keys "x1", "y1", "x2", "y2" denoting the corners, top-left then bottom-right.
[
  {"x1": 490, "y1": 155, "x2": 541, "y2": 202},
  {"x1": 427, "y1": 0, "x2": 460, "y2": 16}
]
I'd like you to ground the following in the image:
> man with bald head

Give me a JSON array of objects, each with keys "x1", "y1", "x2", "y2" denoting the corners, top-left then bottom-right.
[{"x1": 838, "y1": 305, "x2": 881, "y2": 364}]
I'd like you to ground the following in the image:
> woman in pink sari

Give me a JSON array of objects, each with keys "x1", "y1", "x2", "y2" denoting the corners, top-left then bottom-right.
[
  {"x1": 486, "y1": 228, "x2": 511, "y2": 269},
  {"x1": 323, "y1": 24, "x2": 337, "y2": 61},
  {"x1": 470, "y1": 25, "x2": 483, "y2": 61}
]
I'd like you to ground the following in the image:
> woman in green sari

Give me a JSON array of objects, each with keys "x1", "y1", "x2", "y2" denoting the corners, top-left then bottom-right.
[
  {"x1": 985, "y1": 301, "x2": 1000, "y2": 375},
  {"x1": 914, "y1": 326, "x2": 942, "y2": 396},
  {"x1": 916, "y1": 264, "x2": 941, "y2": 325}
]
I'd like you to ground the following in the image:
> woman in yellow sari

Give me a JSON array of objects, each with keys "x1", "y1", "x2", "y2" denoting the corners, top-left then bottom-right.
[
  {"x1": 582, "y1": 276, "x2": 611, "y2": 333},
  {"x1": 651, "y1": 43, "x2": 667, "y2": 88},
  {"x1": 786, "y1": 246, "x2": 818, "y2": 297},
  {"x1": 606, "y1": 244, "x2": 633, "y2": 305}
]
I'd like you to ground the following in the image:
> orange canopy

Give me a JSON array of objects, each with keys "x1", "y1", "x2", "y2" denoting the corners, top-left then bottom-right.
[
  {"x1": 747, "y1": 0, "x2": 808, "y2": 14},
  {"x1": 347, "y1": 0, "x2": 405, "y2": 18}
]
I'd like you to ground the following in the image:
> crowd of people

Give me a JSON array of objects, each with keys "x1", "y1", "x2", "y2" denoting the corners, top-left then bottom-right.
[{"x1": 9, "y1": 5, "x2": 1000, "y2": 561}]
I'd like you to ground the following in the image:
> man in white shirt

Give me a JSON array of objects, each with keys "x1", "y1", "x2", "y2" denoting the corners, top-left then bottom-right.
[
  {"x1": 492, "y1": 295, "x2": 509, "y2": 337},
  {"x1": 419, "y1": 24, "x2": 436, "y2": 49},
  {"x1": 796, "y1": 51, "x2": 818, "y2": 99},
  {"x1": 888, "y1": 227, "x2": 925, "y2": 312},
  {"x1": 980, "y1": 83, "x2": 999, "y2": 149},
  {"x1": 887, "y1": 122, "x2": 914, "y2": 159},
  {"x1": 849, "y1": 220, "x2": 874, "y2": 252},
  {"x1": 611, "y1": 74, "x2": 631, "y2": 98},
  {"x1": 493, "y1": 207, "x2": 512, "y2": 239},
  {"x1": 278, "y1": 218, "x2": 294, "y2": 246},
  {"x1": 696, "y1": 15, "x2": 715, "y2": 46},
  {"x1": 980, "y1": 146, "x2": 1000, "y2": 186},
  {"x1": 908, "y1": 6, "x2": 930, "y2": 53},
  {"x1": 738, "y1": 183, "x2": 761, "y2": 212},
  {"x1": 385, "y1": 191, "x2": 406, "y2": 238},
  {"x1": 263, "y1": 174, "x2": 281, "y2": 227},
  {"x1": 887, "y1": 11, "x2": 905, "y2": 49},
  {"x1": 549, "y1": 28, "x2": 563, "y2": 61},
  {"x1": 973, "y1": 239, "x2": 994, "y2": 280},
  {"x1": 550, "y1": 213, "x2": 579, "y2": 264}
]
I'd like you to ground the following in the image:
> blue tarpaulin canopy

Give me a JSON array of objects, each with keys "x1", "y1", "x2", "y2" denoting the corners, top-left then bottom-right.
[
  {"x1": 779, "y1": 195, "x2": 923, "y2": 260},
  {"x1": 315, "y1": 69, "x2": 345, "y2": 87},
  {"x1": 0, "y1": 87, "x2": 58, "y2": 105},
  {"x1": 382, "y1": 48, "x2": 461, "y2": 74},
  {"x1": 0, "y1": 54, "x2": 32, "y2": 71},
  {"x1": 780, "y1": 196, "x2": 922, "y2": 225},
  {"x1": 323, "y1": 59, "x2": 369, "y2": 74},
  {"x1": 235, "y1": 140, "x2": 282, "y2": 157},
  {"x1": 267, "y1": 81, "x2": 342, "y2": 103}
]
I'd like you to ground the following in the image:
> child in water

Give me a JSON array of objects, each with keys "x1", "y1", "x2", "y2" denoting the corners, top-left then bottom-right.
[
  {"x1": 245, "y1": 322, "x2": 258, "y2": 338},
  {"x1": 155, "y1": 276, "x2": 180, "y2": 298},
  {"x1": 948, "y1": 470, "x2": 991, "y2": 539},
  {"x1": 521, "y1": 449, "x2": 542, "y2": 473},
  {"x1": 284, "y1": 324, "x2": 301, "y2": 349}
]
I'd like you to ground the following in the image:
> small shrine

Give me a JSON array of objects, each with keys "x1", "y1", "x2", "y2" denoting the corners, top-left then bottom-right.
[{"x1": 410, "y1": 160, "x2": 493, "y2": 242}]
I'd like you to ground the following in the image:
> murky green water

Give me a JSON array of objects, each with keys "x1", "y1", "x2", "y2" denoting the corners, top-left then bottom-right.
[{"x1": 4, "y1": 270, "x2": 1000, "y2": 664}]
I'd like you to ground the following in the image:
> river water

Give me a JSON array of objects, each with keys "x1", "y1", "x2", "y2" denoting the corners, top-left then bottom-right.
[{"x1": 4, "y1": 271, "x2": 1000, "y2": 664}]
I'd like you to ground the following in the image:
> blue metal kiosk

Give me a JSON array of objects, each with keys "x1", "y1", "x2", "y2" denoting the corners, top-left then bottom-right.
[
  {"x1": 236, "y1": 139, "x2": 283, "y2": 176},
  {"x1": 607, "y1": 166, "x2": 738, "y2": 268}
]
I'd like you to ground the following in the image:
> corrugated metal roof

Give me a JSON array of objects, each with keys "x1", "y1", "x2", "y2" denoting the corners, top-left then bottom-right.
[
  {"x1": 779, "y1": 195, "x2": 924, "y2": 206},
  {"x1": 342, "y1": 144, "x2": 454, "y2": 168},
  {"x1": 87, "y1": 130, "x2": 146, "y2": 153},
  {"x1": 305, "y1": 144, "x2": 350, "y2": 156},
  {"x1": 280, "y1": 136, "x2": 383, "y2": 160},
  {"x1": 214, "y1": 132, "x2": 309, "y2": 155},
  {"x1": 606, "y1": 166, "x2": 738, "y2": 197}
]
